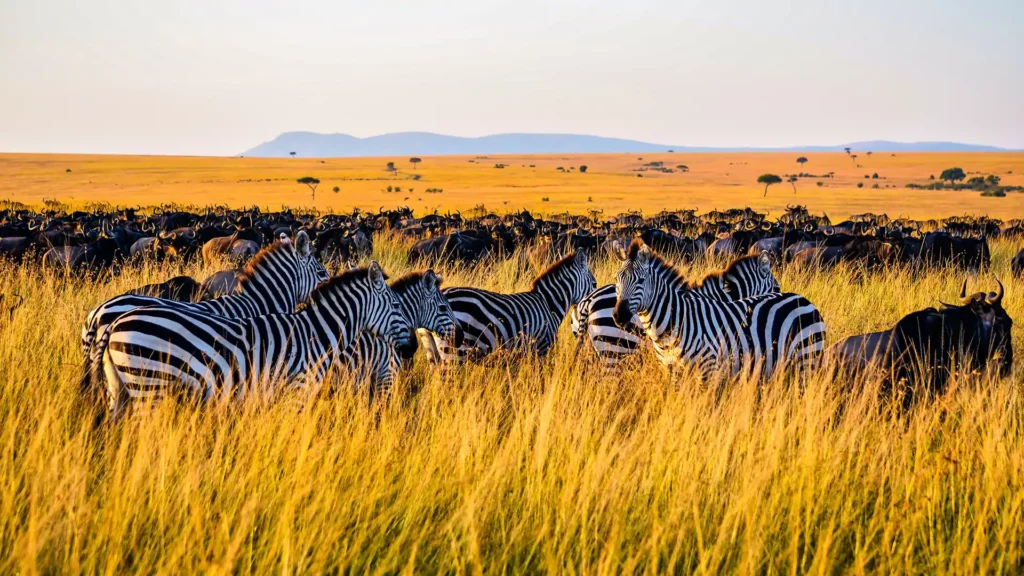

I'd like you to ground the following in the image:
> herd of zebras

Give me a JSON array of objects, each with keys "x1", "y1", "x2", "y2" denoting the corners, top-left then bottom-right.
[{"x1": 75, "y1": 229, "x2": 847, "y2": 421}]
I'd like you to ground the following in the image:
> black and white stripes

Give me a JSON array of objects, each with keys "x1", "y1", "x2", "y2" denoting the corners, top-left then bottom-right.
[
  {"x1": 612, "y1": 240, "x2": 826, "y2": 377},
  {"x1": 420, "y1": 251, "x2": 596, "y2": 361},
  {"x1": 81, "y1": 232, "x2": 329, "y2": 391},
  {"x1": 572, "y1": 252, "x2": 781, "y2": 366},
  {"x1": 101, "y1": 263, "x2": 409, "y2": 420}
]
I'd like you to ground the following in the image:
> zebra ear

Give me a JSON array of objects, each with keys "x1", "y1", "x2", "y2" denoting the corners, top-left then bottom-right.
[
  {"x1": 758, "y1": 252, "x2": 771, "y2": 273},
  {"x1": 368, "y1": 261, "x2": 385, "y2": 287},
  {"x1": 636, "y1": 244, "x2": 652, "y2": 263},
  {"x1": 424, "y1": 269, "x2": 440, "y2": 289},
  {"x1": 613, "y1": 241, "x2": 628, "y2": 262},
  {"x1": 573, "y1": 250, "x2": 588, "y2": 267},
  {"x1": 295, "y1": 231, "x2": 311, "y2": 257}
]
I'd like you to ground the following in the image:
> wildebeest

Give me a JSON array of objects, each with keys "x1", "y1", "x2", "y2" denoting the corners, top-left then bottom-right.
[
  {"x1": 832, "y1": 280, "x2": 1012, "y2": 405},
  {"x1": 1011, "y1": 248, "x2": 1024, "y2": 277},
  {"x1": 126, "y1": 276, "x2": 203, "y2": 301},
  {"x1": 200, "y1": 269, "x2": 243, "y2": 299}
]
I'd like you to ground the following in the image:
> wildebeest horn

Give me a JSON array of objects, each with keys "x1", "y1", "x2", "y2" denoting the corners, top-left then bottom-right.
[
  {"x1": 959, "y1": 279, "x2": 969, "y2": 302},
  {"x1": 988, "y1": 279, "x2": 1004, "y2": 305}
]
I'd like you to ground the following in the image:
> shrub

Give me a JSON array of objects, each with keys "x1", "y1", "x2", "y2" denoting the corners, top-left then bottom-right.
[
  {"x1": 541, "y1": 197, "x2": 550, "y2": 202},
  {"x1": 816, "y1": 181, "x2": 823, "y2": 187},
  {"x1": 580, "y1": 165, "x2": 588, "y2": 173},
  {"x1": 981, "y1": 189, "x2": 1006, "y2": 197},
  {"x1": 857, "y1": 182, "x2": 864, "y2": 188},
  {"x1": 872, "y1": 173, "x2": 879, "y2": 179}
]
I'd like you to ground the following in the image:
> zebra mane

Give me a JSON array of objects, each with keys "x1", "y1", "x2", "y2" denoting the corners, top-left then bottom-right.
[
  {"x1": 309, "y1": 267, "x2": 389, "y2": 303},
  {"x1": 695, "y1": 254, "x2": 762, "y2": 287},
  {"x1": 532, "y1": 252, "x2": 580, "y2": 290},
  {"x1": 236, "y1": 240, "x2": 293, "y2": 284},
  {"x1": 390, "y1": 271, "x2": 433, "y2": 295},
  {"x1": 627, "y1": 239, "x2": 687, "y2": 288}
]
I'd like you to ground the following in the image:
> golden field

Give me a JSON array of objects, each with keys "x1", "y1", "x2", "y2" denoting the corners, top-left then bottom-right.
[
  {"x1": 3, "y1": 152, "x2": 1024, "y2": 573},
  {"x1": 2, "y1": 230, "x2": 1024, "y2": 573},
  {"x1": 2, "y1": 151, "x2": 1024, "y2": 219}
]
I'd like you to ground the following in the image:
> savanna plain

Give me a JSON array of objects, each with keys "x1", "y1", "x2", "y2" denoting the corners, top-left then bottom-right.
[{"x1": 2, "y1": 152, "x2": 1024, "y2": 574}]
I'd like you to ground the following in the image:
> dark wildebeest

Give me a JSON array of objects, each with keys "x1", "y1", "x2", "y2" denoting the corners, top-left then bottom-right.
[
  {"x1": 200, "y1": 269, "x2": 243, "y2": 299},
  {"x1": 1012, "y1": 248, "x2": 1024, "y2": 277},
  {"x1": 126, "y1": 276, "x2": 203, "y2": 302},
  {"x1": 832, "y1": 280, "x2": 1012, "y2": 406}
]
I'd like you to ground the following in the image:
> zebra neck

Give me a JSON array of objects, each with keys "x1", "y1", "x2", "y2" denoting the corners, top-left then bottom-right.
[
  {"x1": 532, "y1": 278, "x2": 573, "y2": 322},
  {"x1": 396, "y1": 286, "x2": 424, "y2": 328},
  {"x1": 238, "y1": 266, "x2": 296, "y2": 314},
  {"x1": 303, "y1": 297, "x2": 361, "y2": 369}
]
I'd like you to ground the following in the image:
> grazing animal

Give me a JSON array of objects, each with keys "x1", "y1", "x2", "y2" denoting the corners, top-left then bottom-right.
[
  {"x1": 100, "y1": 263, "x2": 410, "y2": 421},
  {"x1": 126, "y1": 276, "x2": 203, "y2": 302},
  {"x1": 200, "y1": 269, "x2": 243, "y2": 299},
  {"x1": 832, "y1": 280, "x2": 1012, "y2": 404},
  {"x1": 612, "y1": 240, "x2": 826, "y2": 377},
  {"x1": 1012, "y1": 248, "x2": 1024, "y2": 277},
  {"x1": 81, "y1": 232, "x2": 329, "y2": 393},
  {"x1": 338, "y1": 270, "x2": 463, "y2": 394},
  {"x1": 420, "y1": 251, "x2": 596, "y2": 361},
  {"x1": 573, "y1": 253, "x2": 781, "y2": 366}
]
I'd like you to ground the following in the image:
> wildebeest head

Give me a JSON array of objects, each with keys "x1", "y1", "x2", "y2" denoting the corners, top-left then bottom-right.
[{"x1": 936, "y1": 279, "x2": 1013, "y2": 377}]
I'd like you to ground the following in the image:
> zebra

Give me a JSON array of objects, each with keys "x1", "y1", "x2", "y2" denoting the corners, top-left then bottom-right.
[
  {"x1": 418, "y1": 250, "x2": 596, "y2": 362},
  {"x1": 612, "y1": 240, "x2": 826, "y2": 377},
  {"x1": 81, "y1": 232, "x2": 329, "y2": 392},
  {"x1": 337, "y1": 269, "x2": 463, "y2": 394},
  {"x1": 572, "y1": 252, "x2": 781, "y2": 366},
  {"x1": 100, "y1": 262, "x2": 409, "y2": 421}
]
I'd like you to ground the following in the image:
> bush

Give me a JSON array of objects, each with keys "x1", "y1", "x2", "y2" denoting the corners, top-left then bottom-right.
[
  {"x1": 541, "y1": 197, "x2": 550, "y2": 202},
  {"x1": 332, "y1": 186, "x2": 340, "y2": 193},
  {"x1": 872, "y1": 173, "x2": 879, "y2": 179},
  {"x1": 816, "y1": 181, "x2": 823, "y2": 187},
  {"x1": 579, "y1": 166, "x2": 588, "y2": 173},
  {"x1": 981, "y1": 189, "x2": 1006, "y2": 197},
  {"x1": 857, "y1": 182, "x2": 864, "y2": 188},
  {"x1": 587, "y1": 196, "x2": 593, "y2": 202}
]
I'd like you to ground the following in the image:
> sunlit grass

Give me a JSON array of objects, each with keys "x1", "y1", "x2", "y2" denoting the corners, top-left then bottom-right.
[{"x1": 1, "y1": 235, "x2": 1023, "y2": 573}]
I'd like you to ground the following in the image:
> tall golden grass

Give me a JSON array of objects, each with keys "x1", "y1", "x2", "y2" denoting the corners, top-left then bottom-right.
[{"x1": 1, "y1": 233, "x2": 1023, "y2": 573}]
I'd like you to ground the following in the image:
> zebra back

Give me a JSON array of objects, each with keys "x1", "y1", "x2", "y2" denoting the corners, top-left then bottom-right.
[{"x1": 101, "y1": 262, "x2": 407, "y2": 420}]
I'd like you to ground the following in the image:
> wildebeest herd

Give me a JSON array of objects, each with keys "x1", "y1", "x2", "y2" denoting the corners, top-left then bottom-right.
[{"x1": 0, "y1": 202, "x2": 1016, "y2": 418}]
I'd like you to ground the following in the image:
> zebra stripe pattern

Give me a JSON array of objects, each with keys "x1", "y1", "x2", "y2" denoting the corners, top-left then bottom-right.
[
  {"x1": 338, "y1": 269, "x2": 461, "y2": 394},
  {"x1": 612, "y1": 240, "x2": 826, "y2": 377},
  {"x1": 420, "y1": 250, "x2": 596, "y2": 361},
  {"x1": 572, "y1": 252, "x2": 780, "y2": 366},
  {"x1": 101, "y1": 263, "x2": 409, "y2": 420},
  {"x1": 82, "y1": 232, "x2": 329, "y2": 390}
]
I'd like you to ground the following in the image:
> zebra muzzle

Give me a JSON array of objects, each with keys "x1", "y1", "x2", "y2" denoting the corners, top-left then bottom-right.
[{"x1": 612, "y1": 301, "x2": 633, "y2": 329}]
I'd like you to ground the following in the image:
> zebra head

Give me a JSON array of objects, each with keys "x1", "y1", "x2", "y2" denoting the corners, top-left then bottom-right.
[
  {"x1": 293, "y1": 231, "x2": 331, "y2": 299},
  {"x1": 390, "y1": 269, "x2": 463, "y2": 357},
  {"x1": 364, "y1": 261, "x2": 413, "y2": 350},
  {"x1": 612, "y1": 239, "x2": 656, "y2": 328}
]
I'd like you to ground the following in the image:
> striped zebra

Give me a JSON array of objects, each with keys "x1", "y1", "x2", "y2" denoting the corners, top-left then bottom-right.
[
  {"x1": 338, "y1": 270, "x2": 462, "y2": 394},
  {"x1": 612, "y1": 240, "x2": 826, "y2": 377},
  {"x1": 101, "y1": 263, "x2": 409, "y2": 420},
  {"x1": 572, "y1": 252, "x2": 780, "y2": 366},
  {"x1": 419, "y1": 250, "x2": 596, "y2": 361},
  {"x1": 81, "y1": 232, "x2": 329, "y2": 391}
]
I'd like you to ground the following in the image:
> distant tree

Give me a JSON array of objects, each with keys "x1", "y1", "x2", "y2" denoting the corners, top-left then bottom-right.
[
  {"x1": 386, "y1": 161, "x2": 396, "y2": 174},
  {"x1": 332, "y1": 186, "x2": 340, "y2": 193},
  {"x1": 579, "y1": 165, "x2": 588, "y2": 173},
  {"x1": 667, "y1": 149, "x2": 674, "y2": 153},
  {"x1": 986, "y1": 174, "x2": 1001, "y2": 187},
  {"x1": 866, "y1": 151, "x2": 873, "y2": 157},
  {"x1": 940, "y1": 167, "x2": 966, "y2": 187},
  {"x1": 65, "y1": 168, "x2": 72, "y2": 173},
  {"x1": 787, "y1": 176, "x2": 798, "y2": 193},
  {"x1": 843, "y1": 147, "x2": 851, "y2": 155},
  {"x1": 850, "y1": 154, "x2": 858, "y2": 165},
  {"x1": 676, "y1": 165, "x2": 689, "y2": 172},
  {"x1": 296, "y1": 176, "x2": 320, "y2": 201},
  {"x1": 410, "y1": 157, "x2": 422, "y2": 170},
  {"x1": 796, "y1": 156, "x2": 808, "y2": 167},
  {"x1": 289, "y1": 151, "x2": 296, "y2": 157},
  {"x1": 387, "y1": 185, "x2": 393, "y2": 192},
  {"x1": 757, "y1": 173, "x2": 783, "y2": 197}
]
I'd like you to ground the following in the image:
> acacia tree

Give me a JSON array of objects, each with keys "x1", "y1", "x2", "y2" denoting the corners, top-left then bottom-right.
[
  {"x1": 796, "y1": 156, "x2": 808, "y2": 168},
  {"x1": 386, "y1": 161, "x2": 396, "y2": 175},
  {"x1": 844, "y1": 147, "x2": 851, "y2": 155},
  {"x1": 850, "y1": 154, "x2": 858, "y2": 166},
  {"x1": 409, "y1": 157, "x2": 422, "y2": 170},
  {"x1": 297, "y1": 176, "x2": 320, "y2": 201},
  {"x1": 758, "y1": 173, "x2": 782, "y2": 197},
  {"x1": 787, "y1": 176, "x2": 798, "y2": 193},
  {"x1": 940, "y1": 167, "x2": 966, "y2": 187},
  {"x1": 289, "y1": 151, "x2": 296, "y2": 157}
]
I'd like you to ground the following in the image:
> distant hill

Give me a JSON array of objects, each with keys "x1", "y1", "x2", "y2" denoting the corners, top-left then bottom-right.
[{"x1": 240, "y1": 132, "x2": 1010, "y2": 158}]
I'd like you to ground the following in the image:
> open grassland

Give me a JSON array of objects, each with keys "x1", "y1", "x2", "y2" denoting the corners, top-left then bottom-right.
[
  {"x1": 3, "y1": 152, "x2": 1024, "y2": 219},
  {"x1": 2, "y1": 232, "x2": 1023, "y2": 574}
]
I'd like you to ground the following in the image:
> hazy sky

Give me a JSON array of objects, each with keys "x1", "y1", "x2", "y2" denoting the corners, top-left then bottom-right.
[{"x1": 1, "y1": 0, "x2": 1021, "y2": 155}]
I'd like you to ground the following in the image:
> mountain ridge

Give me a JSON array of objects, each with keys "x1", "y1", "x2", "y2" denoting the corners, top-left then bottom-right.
[{"x1": 240, "y1": 131, "x2": 1011, "y2": 157}]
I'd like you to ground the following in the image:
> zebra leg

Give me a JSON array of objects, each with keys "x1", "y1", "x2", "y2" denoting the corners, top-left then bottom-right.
[{"x1": 101, "y1": 346, "x2": 131, "y2": 423}]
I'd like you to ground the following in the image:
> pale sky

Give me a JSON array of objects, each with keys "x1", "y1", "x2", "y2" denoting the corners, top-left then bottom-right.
[{"x1": 1, "y1": 0, "x2": 1021, "y2": 156}]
